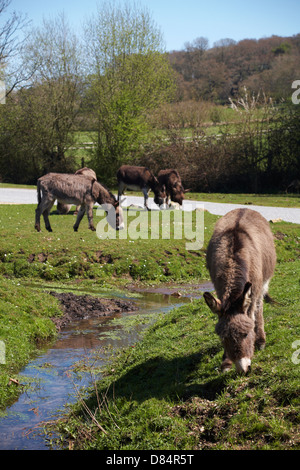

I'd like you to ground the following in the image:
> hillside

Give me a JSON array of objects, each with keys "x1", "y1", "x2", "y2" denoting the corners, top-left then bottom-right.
[{"x1": 168, "y1": 34, "x2": 300, "y2": 103}]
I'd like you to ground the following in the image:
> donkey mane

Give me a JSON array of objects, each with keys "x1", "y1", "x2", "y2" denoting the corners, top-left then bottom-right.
[
  {"x1": 222, "y1": 263, "x2": 248, "y2": 313},
  {"x1": 95, "y1": 180, "x2": 117, "y2": 204},
  {"x1": 215, "y1": 224, "x2": 250, "y2": 311}
]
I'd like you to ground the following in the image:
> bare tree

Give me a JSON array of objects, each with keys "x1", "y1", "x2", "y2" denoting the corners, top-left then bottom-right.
[
  {"x1": 184, "y1": 37, "x2": 209, "y2": 54},
  {"x1": 22, "y1": 13, "x2": 84, "y2": 167},
  {"x1": 0, "y1": 13, "x2": 84, "y2": 183},
  {"x1": 0, "y1": 0, "x2": 31, "y2": 92},
  {"x1": 182, "y1": 37, "x2": 209, "y2": 81}
]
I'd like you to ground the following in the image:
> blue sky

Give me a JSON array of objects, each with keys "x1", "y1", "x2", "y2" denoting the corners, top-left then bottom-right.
[{"x1": 8, "y1": 0, "x2": 300, "y2": 51}]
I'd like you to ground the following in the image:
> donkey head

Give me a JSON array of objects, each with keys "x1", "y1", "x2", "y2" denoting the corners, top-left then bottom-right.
[
  {"x1": 171, "y1": 183, "x2": 190, "y2": 205},
  {"x1": 203, "y1": 282, "x2": 255, "y2": 374}
]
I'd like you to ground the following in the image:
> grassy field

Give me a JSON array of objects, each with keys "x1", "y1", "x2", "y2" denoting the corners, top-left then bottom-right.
[
  {"x1": 49, "y1": 214, "x2": 299, "y2": 450},
  {"x1": 0, "y1": 204, "x2": 209, "y2": 283},
  {"x1": 0, "y1": 201, "x2": 299, "y2": 449},
  {"x1": 0, "y1": 203, "x2": 210, "y2": 408},
  {"x1": 185, "y1": 192, "x2": 300, "y2": 208}
]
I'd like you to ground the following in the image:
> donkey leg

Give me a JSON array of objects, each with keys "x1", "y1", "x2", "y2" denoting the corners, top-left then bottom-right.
[
  {"x1": 35, "y1": 199, "x2": 53, "y2": 231},
  {"x1": 73, "y1": 205, "x2": 85, "y2": 232},
  {"x1": 118, "y1": 182, "x2": 126, "y2": 203},
  {"x1": 142, "y1": 187, "x2": 149, "y2": 210},
  {"x1": 254, "y1": 300, "x2": 266, "y2": 350},
  {"x1": 35, "y1": 206, "x2": 42, "y2": 232},
  {"x1": 43, "y1": 200, "x2": 55, "y2": 232},
  {"x1": 86, "y1": 204, "x2": 96, "y2": 231}
]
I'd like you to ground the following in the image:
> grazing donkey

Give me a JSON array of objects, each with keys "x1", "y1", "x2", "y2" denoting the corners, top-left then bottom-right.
[
  {"x1": 35, "y1": 173, "x2": 124, "y2": 232},
  {"x1": 56, "y1": 167, "x2": 97, "y2": 215},
  {"x1": 157, "y1": 169, "x2": 189, "y2": 206},
  {"x1": 117, "y1": 165, "x2": 166, "y2": 210},
  {"x1": 203, "y1": 208, "x2": 276, "y2": 374}
]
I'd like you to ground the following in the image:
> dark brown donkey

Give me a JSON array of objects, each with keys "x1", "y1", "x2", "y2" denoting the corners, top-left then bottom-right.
[
  {"x1": 117, "y1": 165, "x2": 165, "y2": 210},
  {"x1": 35, "y1": 173, "x2": 124, "y2": 232},
  {"x1": 157, "y1": 169, "x2": 189, "y2": 206},
  {"x1": 203, "y1": 208, "x2": 276, "y2": 374}
]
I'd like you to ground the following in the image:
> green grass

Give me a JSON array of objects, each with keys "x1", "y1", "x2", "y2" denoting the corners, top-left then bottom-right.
[
  {"x1": 0, "y1": 278, "x2": 61, "y2": 409},
  {"x1": 53, "y1": 253, "x2": 300, "y2": 449},
  {"x1": 0, "y1": 203, "x2": 210, "y2": 409},
  {"x1": 0, "y1": 183, "x2": 37, "y2": 189},
  {"x1": 0, "y1": 202, "x2": 299, "y2": 449},
  {"x1": 0, "y1": 204, "x2": 210, "y2": 284},
  {"x1": 49, "y1": 219, "x2": 299, "y2": 450},
  {"x1": 185, "y1": 192, "x2": 300, "y2": 208}
]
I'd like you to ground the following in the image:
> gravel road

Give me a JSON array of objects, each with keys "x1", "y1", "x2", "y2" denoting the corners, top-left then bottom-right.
[{"x1": 0, "y1": 187, "x2": 299, "y2": 224}]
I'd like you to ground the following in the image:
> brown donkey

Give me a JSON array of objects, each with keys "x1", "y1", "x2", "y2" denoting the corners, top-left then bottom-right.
[
  {"x1": 203, "y1": 208, "x2": 276, "y2": 374},
  {"x1": 35, "y1": 173, "x2": 124, "y2": 233}
]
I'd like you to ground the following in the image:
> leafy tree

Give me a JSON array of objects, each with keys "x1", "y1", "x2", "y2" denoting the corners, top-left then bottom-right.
[
  {"x1": 0, "y1": 0, "x2": 31, "y2": 93},
  {"x1": 84, "y1": 1, "x2": 175, "y2": 184}
]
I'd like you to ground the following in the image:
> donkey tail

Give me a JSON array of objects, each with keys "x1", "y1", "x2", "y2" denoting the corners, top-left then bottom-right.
[{"x1": 37, "y1": 179, "x2": 42, "y2": 205}]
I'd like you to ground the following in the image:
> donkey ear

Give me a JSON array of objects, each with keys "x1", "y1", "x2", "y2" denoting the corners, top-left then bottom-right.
[
  {"x1": 203, "y1": 292, "x2": 222, "y2": 315},
  {"x1": 242, "y1": 282, "x2": 252, "y2": 310}
]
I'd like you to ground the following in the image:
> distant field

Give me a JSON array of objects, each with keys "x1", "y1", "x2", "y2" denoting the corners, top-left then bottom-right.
[{"x1": 185, "y1": 192, "x2": 300, "y2": 208}]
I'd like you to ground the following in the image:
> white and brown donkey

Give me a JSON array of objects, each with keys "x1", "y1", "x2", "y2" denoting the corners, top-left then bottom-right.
[{"x1": 204, "y1": 208, "x2": 276, "y2": 374}]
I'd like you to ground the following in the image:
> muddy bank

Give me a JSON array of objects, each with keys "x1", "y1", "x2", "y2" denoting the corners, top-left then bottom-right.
[{"x1": 50, "y1": 291, "x2": 137, "y2": 330}]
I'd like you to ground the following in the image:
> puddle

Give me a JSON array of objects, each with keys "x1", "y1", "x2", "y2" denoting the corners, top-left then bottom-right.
[{"x1": 0, "y1": 282, "x2": 213, "y2": 450}]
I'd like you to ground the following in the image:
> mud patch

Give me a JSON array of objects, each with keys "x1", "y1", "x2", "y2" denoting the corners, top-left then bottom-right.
[
  {"x1": 50, "y1": 291, "x2": 137, "y2": 330},
  {"x1": 28, "y1": 252, "x2": 48, "y2": 263},
  {"x1": 274, "y1": 231, "x2": 287, "y2": 240}
]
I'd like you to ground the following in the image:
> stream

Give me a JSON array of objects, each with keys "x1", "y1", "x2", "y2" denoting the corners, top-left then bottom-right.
[{"x1": 0, "y1": 282, "x2": 213, "y2": 450}]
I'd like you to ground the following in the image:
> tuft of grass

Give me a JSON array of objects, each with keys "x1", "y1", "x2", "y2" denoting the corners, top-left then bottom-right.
[{"x1": 0, "y1": 278, "x2": 61, "y2": 409}]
